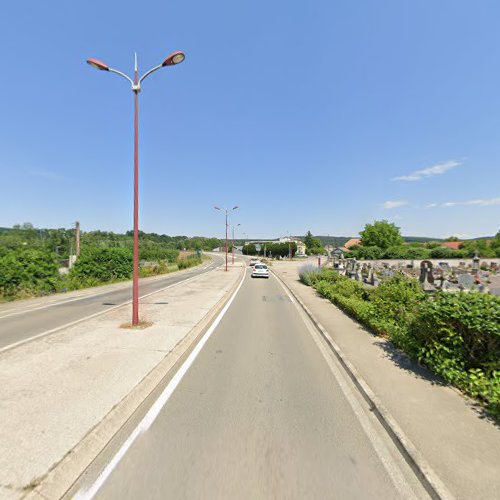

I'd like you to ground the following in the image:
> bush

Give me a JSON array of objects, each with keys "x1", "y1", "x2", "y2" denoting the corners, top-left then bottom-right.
[
  {"x1": 429, "y1": 247, "x2": 467, "y2": 259},
  {"x1": 177, "y1": 254, "x2": 202, "y2": 269},
  {"x1": 370, "y1": 274, "x2": 425, "y2": 335},
  {"x1": 409, "y1": 293, "x2": 500, "y2": 373},
  {"x1": 70, "y1": 247, "x2": 133, "y2": 283},
  {"x1": 0, "y1": 249, "x2": 60, "y2": 298},
  {"x1": 408, "y1": 292, "x2": 500, "y2": 415},
  {"x1": 303, "y1": 270, "x2": 500, "y2": 419}
]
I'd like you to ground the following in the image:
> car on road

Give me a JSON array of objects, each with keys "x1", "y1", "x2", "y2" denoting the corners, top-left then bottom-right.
[
  {"x1": 251, "y1": 264, "x2": 269, "y2": 278},
  {"x1": 249, "y1": 258, "x2": 260, "y2": 267}
]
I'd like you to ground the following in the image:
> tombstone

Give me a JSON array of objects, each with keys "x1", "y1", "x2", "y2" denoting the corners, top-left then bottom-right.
[
  {"x1": 419, "y1": 260, "x2": 435, "y2": 292},
  {"x1": 355, "y1": 263, "x2": 364, "y2": 281},
  {"x1": 457, "y1": 274, "x2": 474, "y2": 290},
  {"x1": 441, "y1": 278, "x2": 451, "y2": 291},
  {"x1": 439, "y1": 262, "x2": 451, "y2": 272}
]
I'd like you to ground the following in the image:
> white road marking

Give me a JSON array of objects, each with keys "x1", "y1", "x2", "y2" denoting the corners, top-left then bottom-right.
[
  {"x1": 0, "y1": 262, "x2": 217, "y2": 320},
  {"x1": 0, "y1": 265, "x2": 219, "y2": 355},
  {"x1": 75, "y1": 268, "x2": 246, "y2": 500},
  {"x1": 274, "y1": 275, "x2": 419, "y2": 499}
]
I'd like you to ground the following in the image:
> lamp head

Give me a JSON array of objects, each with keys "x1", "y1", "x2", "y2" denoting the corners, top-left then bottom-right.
[
  {"x1": 162, "y1": 51, "x2": 186, "y2": 67},
  {"x1": 87, "y1": 58, "x2": 109, "y2": 71}
]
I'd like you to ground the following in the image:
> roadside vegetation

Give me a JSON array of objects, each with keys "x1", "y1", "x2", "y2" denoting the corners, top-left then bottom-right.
[
  {"x1": 242, "y1": 241, "x2": 297, "y2": 257},
  {"x1": 299, "y1": 265, "x2": 500, "y2": 420},
  {"x1": 346, "y1": 220, "x2": 500, "y2": 260},
  {"x1": 0, "y1": 224, "x2": 214, "y2": 301}
]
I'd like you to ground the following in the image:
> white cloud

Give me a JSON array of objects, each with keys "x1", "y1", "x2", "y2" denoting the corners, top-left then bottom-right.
[
  {"x1": 392, "y1": 160, "x2": 460, "y2": 181},
  {"x1": 382, "y1": 200, "x2": 409, "y2": 209},
  {"x1": 464, "y1": 198, "x2": 500, "y2": 206},
  {"x1": 425, "y1": 197, "x2": 500, "y2": 208}
]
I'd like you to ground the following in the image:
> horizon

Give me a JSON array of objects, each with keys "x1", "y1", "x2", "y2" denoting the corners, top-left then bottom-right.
[{"x1": 1, "y1": 224, "x2": 496, "y2": 242}]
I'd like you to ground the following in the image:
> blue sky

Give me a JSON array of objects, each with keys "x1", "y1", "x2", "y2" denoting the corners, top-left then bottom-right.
[{"x1": 1, "y1": 0, "x2": 499, "y2": 239}]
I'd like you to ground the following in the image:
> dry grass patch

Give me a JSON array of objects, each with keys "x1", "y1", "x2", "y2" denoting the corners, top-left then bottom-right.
[{"x1": 120, "y1": 320, "x2": 153, "y2": 330}]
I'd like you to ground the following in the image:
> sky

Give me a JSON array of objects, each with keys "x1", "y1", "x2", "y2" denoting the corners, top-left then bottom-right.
[{"x1": 1, "y1": 0, "x2": 499, "y2": 240}]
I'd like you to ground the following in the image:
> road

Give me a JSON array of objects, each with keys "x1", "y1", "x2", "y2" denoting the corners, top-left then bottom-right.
[
  {"x1": 0, "y1": 255, "x2": 223, "y2": 351},
  {"x1": 80, "y1": 265, "x2": 429, "y2": 499}
]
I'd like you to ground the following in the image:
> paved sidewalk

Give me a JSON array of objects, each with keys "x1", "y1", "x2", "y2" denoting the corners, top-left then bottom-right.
[
  {"x1": 0, "y1": 263, "x2": 243, "y2": 499},
  {"x1": 273, "y1": 260, "x2": 500, "y2": 500}
]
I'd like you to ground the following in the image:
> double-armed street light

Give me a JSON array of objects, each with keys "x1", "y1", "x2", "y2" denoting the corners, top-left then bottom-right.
[
  {"x1": 232, "y1": 223, "x2": 241, "y2": 264},
  {"x1": 214, "y1": 206, "x2": 239, "y2": 271},
  {"x1": 87, "y1": 50, "x2": 185, "y2": 326}
]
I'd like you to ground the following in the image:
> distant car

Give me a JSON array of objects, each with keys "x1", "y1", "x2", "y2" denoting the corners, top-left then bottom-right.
[
  {"x1": 249, "y1": 258, "x2": 259, "y2": 267},
  {"x1": 251, "y1": 264, "x2": 269, "y2": 278}
]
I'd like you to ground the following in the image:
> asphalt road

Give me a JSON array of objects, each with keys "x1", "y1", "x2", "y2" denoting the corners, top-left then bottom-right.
[
  {"x1": 0, "y1": 255, "x2": 224, "y2": 351},
  {"x1": 88, "y1": 267, "x2": 428, "y2": 499}
]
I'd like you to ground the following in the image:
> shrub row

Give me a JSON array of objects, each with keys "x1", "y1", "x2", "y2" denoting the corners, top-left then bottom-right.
[
  {"x1": 345, "y1": 245, "x2": 476, "y2": 260},
  {"x1": 299, "y1": 266, "x2": 500, "y2": 419},
  {"x1": 0, "y1": 247, "x2": 204, "y2": 300}
]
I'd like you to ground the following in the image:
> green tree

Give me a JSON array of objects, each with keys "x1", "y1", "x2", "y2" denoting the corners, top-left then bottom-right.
[
  {"x1": 360, "y1": 220, "x2": 403, "y2": 249},
  {"x1": 304, "y1": 231, "x2": 314, "y2": 249}
]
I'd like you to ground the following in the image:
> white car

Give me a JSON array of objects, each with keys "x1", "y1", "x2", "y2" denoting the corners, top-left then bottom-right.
[
  {"x1": 249, "y1": 258, "x2": 260, "y2": 267},
  {"x1": 251, "y1": 263, "x2": 269, "y2": 278}
]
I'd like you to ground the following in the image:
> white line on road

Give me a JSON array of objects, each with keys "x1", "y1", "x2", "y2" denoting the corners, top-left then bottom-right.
[
  {"x1": 0, "y1": 262, "x2": 215, "y2": 320},
  {"x1": 75, "y1": 267, "x2": 246, "y2": 500},
  {"x1": 0, "y1": 265, "x2": 218, "y2": 355},
  {"x1": 273, "y1": 274, "x2": 420, "y2": 499}
]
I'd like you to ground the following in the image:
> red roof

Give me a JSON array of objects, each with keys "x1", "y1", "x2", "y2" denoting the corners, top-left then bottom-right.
[
  {"x1": 344, "y1": 238, "x2": 361, "y2": 249},
  {"x1": 441, "y1": 241, "x2": 462, "y2": 250}
]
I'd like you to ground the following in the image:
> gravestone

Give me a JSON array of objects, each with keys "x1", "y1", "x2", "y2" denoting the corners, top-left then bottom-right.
[
  {"x1": 439, "y1": 262, "x2": 451, "y2": 272},
  {"x1": 458, "y1": 274, "x2": 474, "y2": 290},
  {"x1": 419, "y1": 260, "x2": 435, "y2": 292}
]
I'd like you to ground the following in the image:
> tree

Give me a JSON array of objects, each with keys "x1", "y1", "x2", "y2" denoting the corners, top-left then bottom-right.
[
  {"x1": 303, "y1": 231, "x2": 323, "y2": 254},
  {"x1": 304, "y1": 231, "x2": 314, "y2": 249},
  {"x1": 360, "y1": 220, "x2": 403, "y2": 249}
]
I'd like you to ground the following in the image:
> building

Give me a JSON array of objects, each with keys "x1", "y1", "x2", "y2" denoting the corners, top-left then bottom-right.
[
  {"x1": 441, "y1": 241, "x2": 462, "y2": 250},
  {"x1": 344, "y1": 238, "x2": 361, "y2": 249}
]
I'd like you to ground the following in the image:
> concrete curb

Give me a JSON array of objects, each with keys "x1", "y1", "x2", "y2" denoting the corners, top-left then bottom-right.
[
  {"x1": 272, "y1": 270, "x2": 455, "y2": 500},
  {"x1": 25, "y1": 264, "x2": 245, "y2": 500},
  {"x1": 0, "y1": 261, "x2": 216, "y2": 356}
]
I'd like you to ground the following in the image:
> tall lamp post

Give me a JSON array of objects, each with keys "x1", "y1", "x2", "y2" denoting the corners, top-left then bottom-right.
[
  {"x1": 214, "y1": 206, "x2": 239, "y2": 271},
  {"x1": 232, "y1": 223, "x2": 241, "y2": 264},
  {"x1": 87, "y1": 50, "x2": 185, "y2": 325}
]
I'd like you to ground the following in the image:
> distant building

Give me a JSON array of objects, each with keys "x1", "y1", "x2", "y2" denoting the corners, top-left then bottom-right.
[
  {"x1": 441, "y1": 241, "x2": 462, "y2": 250},
  {"x1": 344, "y1": 238, "x2": 361, "y2": 249},
  {"x1": 296, "y1": 241, "x2": 306, "y2": 256}
]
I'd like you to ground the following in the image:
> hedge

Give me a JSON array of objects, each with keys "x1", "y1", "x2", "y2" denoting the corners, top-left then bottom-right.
[{"x1": 299, "y1": 267, "x2": 500, "y2": 419}]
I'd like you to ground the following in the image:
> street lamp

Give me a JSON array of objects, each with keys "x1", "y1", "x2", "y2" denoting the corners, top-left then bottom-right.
[
  {"x1": 232, "y1": 223, "x2": 241, "y2": 264},
  {"x1": 87, "y1": 50, "x2": 185, "y2": 325},
  {"x1": 214, "y1": 205, "x2": 239, "y2": 271}
]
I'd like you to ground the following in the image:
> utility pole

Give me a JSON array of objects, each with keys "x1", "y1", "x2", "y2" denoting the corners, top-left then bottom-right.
[{"x1": 75, "y1": 221, "x2": 81, "y2": 258}]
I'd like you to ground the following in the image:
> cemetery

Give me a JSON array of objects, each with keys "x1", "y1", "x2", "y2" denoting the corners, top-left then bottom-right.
[{"x1": 327, "y1": 251, "x2": 500, "y2": 295}]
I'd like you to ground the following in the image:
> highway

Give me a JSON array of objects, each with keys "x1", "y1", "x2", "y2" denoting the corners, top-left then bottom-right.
[
  {"x1": 80, "y1": 264, "x2": 429, "y2": 499},
  {"x1": 0, "y1": 255, "x2": 224, "y2": 351}
]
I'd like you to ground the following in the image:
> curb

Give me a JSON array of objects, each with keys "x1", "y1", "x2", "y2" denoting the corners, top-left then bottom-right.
[
  {"x1": 0, "y1": 260, "x2": 218, "y2": 356},
  {"x1": 272, "y1": 270, "x2": 455, "y2": 500},
  {"x1": 25, "y1": 264, "x2": 245, "y2": 500}
]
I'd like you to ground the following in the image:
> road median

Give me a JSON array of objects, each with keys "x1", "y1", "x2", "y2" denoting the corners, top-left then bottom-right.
[{"x1": 0, "y1": 261, "x2": 244, "y2": 500}]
